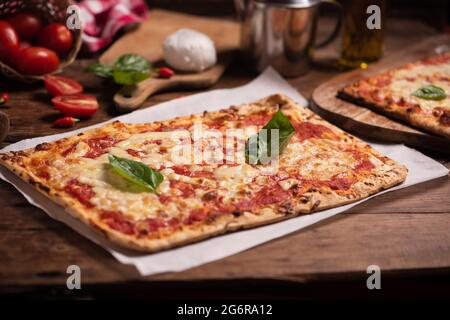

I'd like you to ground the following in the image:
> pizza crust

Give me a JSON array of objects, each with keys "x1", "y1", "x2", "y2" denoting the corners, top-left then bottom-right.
[
  {"x1": 339, "y1": 88, "x2": 450, "y2": 139},
  {"x1": 0, "y1": 94, "x2": 408, "y2": 252}
]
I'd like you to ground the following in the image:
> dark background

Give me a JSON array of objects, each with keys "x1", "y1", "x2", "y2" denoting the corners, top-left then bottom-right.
[{"x1": 148, "y1": 0, "x2": 450, "y2": 31}]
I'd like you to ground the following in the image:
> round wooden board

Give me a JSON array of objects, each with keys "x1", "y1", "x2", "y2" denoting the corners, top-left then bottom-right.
[{"x1": 311, "y1": 34, "x2": 450, "y2": 154}]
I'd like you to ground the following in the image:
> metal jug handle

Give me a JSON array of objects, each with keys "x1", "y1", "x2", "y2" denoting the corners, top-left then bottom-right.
[{"x1": 314, "y1": 0, "x2": 343, "y2": 48}]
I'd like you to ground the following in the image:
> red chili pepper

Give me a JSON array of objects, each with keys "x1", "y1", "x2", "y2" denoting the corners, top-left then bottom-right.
[
  {"x1": 0, "y1": 92, "x2": 9, "y2": 105},
  {"x1": 53, "y1": 117, "x2": 80, "y2": 128},
  {"x1": 158, "y1": 67, "x2": 175, "y2": 79}
]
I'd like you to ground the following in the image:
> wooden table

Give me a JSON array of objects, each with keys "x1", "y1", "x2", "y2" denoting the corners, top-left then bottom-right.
[{"x1": 1, "y1": 18, "x2": 449, "y2": 299}]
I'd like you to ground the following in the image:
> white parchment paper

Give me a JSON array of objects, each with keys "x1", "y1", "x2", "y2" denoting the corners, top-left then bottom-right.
[{"x1": 1, "y1": 68, "x2": 448, "y2": 276}]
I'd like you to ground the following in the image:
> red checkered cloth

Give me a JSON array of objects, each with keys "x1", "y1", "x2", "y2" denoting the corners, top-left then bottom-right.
[{"x1": 78, "y1": 0, "x2": 149, "y2": 52}]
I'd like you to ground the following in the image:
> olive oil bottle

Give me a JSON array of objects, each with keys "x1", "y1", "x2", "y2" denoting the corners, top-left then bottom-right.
[{"x1": 339, "y1": 0, "x2": 386, "y2": 69}]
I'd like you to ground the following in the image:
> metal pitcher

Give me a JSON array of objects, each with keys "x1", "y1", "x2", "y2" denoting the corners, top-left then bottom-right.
[{"x1": 235, "y1": 0, "x2": 342, "y2": 77}]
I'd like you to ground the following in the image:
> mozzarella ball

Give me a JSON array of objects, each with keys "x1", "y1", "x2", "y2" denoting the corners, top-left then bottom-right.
[{"x1": 163, "y1": 28, "x2": 217, "y2": 72}]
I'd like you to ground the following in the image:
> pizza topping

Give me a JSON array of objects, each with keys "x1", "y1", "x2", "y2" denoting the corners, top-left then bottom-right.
[
  {"x1": 170, "y1": 165, "x2": 215, "y2": 179},
  {"x1": 294, "y1": 121, "x2": 335, "y2": 142},
  {"x1": 84, "y1": 136, "x2": 119, "y2": 159},
  {"x1": 326, "y1": 176, "x2": 356, "y2": 191},
  {"x1": 395, "y1": 98, "x2": 421, "y2": 112},
  {"x1": 64, "y1": 178, "x2": 95, "y2": 208},
  {"x1": 354, "y1": 158, "x2": 375, "y2": 172},
  {"x1": 412, "y1": 85, "x2": 447, "y2": 101},
  {"x1": 170, "y1": 180, "x2": 195, "y2": 197},
  {"x1": 240, "y1": 112, "x2": 272, "y2": 127},
  {"x1": 422, "y1": 54, "x2": 450, "y2": 65},
  {"x1": 184, "y1": 209, "x2": 208, "y2": 225},
  {"x1": 237, "y1": 184, "x2": 290, "y2": 211},
  {"x1": 144, "y1": 217, "x2": 168, "y2": 232},
  {"x1": 245, "y1": 110, "x2": 295, "y2": 165},
  {"x1": 146, "y1": 139, "x2": 162, "y2": 145},
  {"x1": 374, "y1": 77, "x2": 391, "y2": 87},
  {"x1": 37, "y1": 169, "x2": 51, "y2": 180},
  {"x1": 108, "y1": 154, "x2": 163, "y2": 193},
  {"x1": 100, "y1": 210, "x2": 135, "y2": 235},
  {"x1": 126, "y1": 148, "x2": 143, "y2": 157}
]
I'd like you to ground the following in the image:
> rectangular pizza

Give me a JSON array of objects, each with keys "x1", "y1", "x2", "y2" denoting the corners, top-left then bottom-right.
[
  {"x1": 0, "y1": 95, "x2": 407, "y2": 252},
  {"x1": 339, "y1": 52, "x2": 450, "y2": 139}
]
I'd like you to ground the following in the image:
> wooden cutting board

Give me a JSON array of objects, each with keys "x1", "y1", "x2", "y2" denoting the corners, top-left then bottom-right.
[
  {"x1": 101, "y1": 9, "x2": 239, "y2": 64},
  {"x1": 311, "y1": 34, "x2": 450, "y2": 154},
  {"x1": 100, "y1": 9, "x2": 240, "y2": 111}
]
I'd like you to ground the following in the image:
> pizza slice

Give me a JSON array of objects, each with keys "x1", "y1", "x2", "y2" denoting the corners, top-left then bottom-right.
[
  {"x1": 0, "y1": 94, "x2": 407, "y2": 252},
  {"x1": 339, "y1": 52, "x2": 450, "y2": 139}
]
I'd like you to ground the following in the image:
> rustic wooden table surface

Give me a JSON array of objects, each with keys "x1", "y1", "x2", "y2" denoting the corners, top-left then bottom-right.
[{"x1": 0, "y1": 18, "x2": 449, "y2": 299}]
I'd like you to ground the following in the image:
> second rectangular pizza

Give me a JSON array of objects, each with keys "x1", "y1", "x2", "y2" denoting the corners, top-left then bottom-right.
[{"x1": 0, "y1": 94, "x2": 407, "y2": 252}]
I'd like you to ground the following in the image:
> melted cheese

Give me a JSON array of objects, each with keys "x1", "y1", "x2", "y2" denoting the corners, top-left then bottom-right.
[{"x1": 389, "y1": 63, "x2": 450, "y2": 112}]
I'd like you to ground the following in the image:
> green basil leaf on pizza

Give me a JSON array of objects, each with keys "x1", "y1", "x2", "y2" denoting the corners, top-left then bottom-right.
[
  {"x1": 412, "y1": 85, "x2": 447, "y2": 101},
  {"x1": 246, "y1": 110, "x2": 295, "y2": 165},
  {"x1": 108, "y1": 154, "x2": 163, "y2": 193}
]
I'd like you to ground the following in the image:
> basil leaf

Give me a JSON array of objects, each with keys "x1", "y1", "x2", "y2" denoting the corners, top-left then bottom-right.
[
  {"x1": 245, "y1": 110, "x2": 296, "y2": 165},
  {"x1": 108, "y1": 154, "x2": 163, "y2": 193},
  {"x1": 85, "y1": 63, "x2": 113, "y2": 78},
  {"x1": 112, "y1": 54, "x2": 151, "y2": 86},
  {"x1": 112, "y1": 69, "x2": 150, "y2": 86},
  {"x1": 412, "y1": 85, "x2": 447, "y2": 101}
]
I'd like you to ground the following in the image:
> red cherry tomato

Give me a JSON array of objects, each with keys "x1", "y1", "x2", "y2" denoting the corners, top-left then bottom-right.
[
  {"x1": 7, "y1": 13, "x2": 43, "y2": 41},
  {"x1": 0, "y1": 21, "x2": 20, "y2": 65},
  {"x1": 53, "y1": 116, "x2": 79, "y2": 128},
  {"x1": 37, "y1": 23, "x2": 73, "y2": 56},
  {"x1": 0, "y1": 92, "x2": 9, "y2": 105},
  {"x1": 52, "y1": 94, "x2": 99, "y2": 118},
  {"x1": 158, "y1": 67, "x2": 175, "y2": 79},
  {"x1": 45, "y1": 75, "x2": 84, "y2": 96},
  {"x1": 15, "y1": 47, "x2": 60, "y2": 76}
]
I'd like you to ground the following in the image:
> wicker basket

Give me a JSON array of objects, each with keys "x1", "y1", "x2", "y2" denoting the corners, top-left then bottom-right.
[{"x1": 0, "y1": 0, "x2": 82, "y2": 82}]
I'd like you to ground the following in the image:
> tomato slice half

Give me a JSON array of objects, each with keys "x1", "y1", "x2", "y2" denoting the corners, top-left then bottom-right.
[
  {"x1": 45, "y1": 75, "x2": 83, "y2": 96},
  {"x1": 52, "y1": 94, "x2": 99, "y2": 118}
]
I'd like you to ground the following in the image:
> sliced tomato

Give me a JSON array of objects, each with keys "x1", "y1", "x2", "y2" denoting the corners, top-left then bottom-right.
[
  {"x1": 52, "y1": 94, "x2": 99, "y2": 118},
  {"x1": 45, "y1": 75, "x2": 83, "y2": 96}
]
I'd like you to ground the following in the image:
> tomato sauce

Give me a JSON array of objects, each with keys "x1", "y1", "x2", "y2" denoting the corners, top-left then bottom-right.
[
  {"x1": 83, "y1": 136, "x2": 119, "y2": 159},
  {"x1": 294, "y1": 121, "x2": 335, "y2": 142},
  {"x1": 169, "y1": 180, "x2": 195, "y2": 197},
  {"x1": 100, "y1": 210, "x2": 135, "y2": 235},
  {"x1": 64, "y1": 178, "x2": 95, "y2": 208}
]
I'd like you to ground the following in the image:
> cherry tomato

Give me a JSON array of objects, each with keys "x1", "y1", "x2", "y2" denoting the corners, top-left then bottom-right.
[
  {"x1": 37, "y1": 23, "x2": 73, "y2": 56},
  {"x1": 7, "y1": 13, "x2": 43, "y2": 41},
  {"x1": 15, "y1": 47, "x2": 60, "y2": 76},
  {"x1": 158, "y1": 67, "x2": 175, "y2": 79},
  {"x1": 52, "y1": 94, "x2": 99, "y2": 118},
  {"x1": 53, "y1": 116, "x2": 79, "y2": 128},
  {"x1": 45, "y1": 75, "x2": 84, "y2": 96},
  {"x1": 0, "y1": 21, "x2": 19, "y2": 65},
  {"x1": 0, "y1": 92, "x2": 9, "y2": 105}
]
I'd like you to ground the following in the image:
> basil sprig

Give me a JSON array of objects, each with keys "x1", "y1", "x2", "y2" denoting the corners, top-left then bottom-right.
[
  {"x1": 245, "y1": 110, "x2": 296, "y2": 165},
  {"x1": 412, "y1": 85, "x2": 447, "y2": 101},
  {"x1": 108, "y1": 154, "x2": 163, "y2": 193},
  {"x1": 86, "y1": 54, "x2": 152, "y2": 86}
]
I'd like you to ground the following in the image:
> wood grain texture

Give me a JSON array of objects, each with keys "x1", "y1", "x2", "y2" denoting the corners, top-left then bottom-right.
[
  {"x1": 113, "y1": 58, "x2": 230, "y2": 111},
  {"x1": 100, "y1": 9, "x2": 239, "y2": 65},
  {"x1": 0, "y1": 17, "x2": 449, "y2": 295},
  {"x1": 312, "y1": 34, "x2": 450, "y2": 153},
  {"x1": 100, "y1": 9, "x2": 239, "y2": 111}
]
